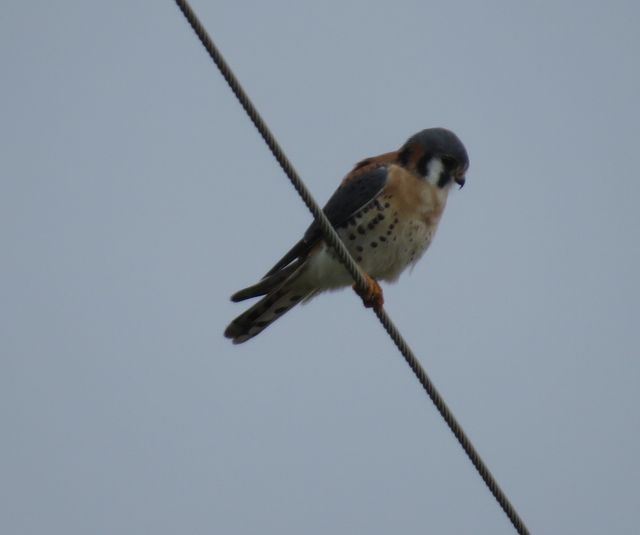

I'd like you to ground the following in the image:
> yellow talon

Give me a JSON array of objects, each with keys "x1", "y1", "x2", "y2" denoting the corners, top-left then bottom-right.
[{"x1": 353, "y1": 273, "x2": 384, "y2": 310}]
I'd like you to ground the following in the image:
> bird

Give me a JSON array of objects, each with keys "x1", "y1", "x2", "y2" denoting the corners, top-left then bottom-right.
[{"x1": 224, "y1": 127, "x2": 469, "y2": 344}]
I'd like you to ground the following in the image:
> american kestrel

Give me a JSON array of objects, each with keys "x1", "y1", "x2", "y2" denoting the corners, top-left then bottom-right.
[{"x1": 224, "y1": 128, "x2": 469, "y2": 344}]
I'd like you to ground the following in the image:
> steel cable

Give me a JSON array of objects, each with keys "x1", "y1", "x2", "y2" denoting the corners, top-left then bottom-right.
[{"x1": 174, "y1": 2, "x2": 531, "y2": 533}]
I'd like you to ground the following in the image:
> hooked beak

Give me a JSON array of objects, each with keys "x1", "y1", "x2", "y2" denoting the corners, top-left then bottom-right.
[{"x1": 454, "y1": 175, "x2": 466, "y2": 189}]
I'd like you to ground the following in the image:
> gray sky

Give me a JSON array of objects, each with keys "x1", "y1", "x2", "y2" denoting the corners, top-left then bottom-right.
[{"x1": 2, "y1": 1, "x2": 639, "y2": 534}]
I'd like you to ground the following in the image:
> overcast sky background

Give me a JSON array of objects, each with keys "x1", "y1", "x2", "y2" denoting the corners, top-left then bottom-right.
[{"x1": 2, "y1": 1, "x2": 639, "y2": 534}]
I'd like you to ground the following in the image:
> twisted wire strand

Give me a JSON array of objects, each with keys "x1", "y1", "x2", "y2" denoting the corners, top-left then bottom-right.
[{"x1": 174, "y1": 2, "x2": 530, "y2": 534}]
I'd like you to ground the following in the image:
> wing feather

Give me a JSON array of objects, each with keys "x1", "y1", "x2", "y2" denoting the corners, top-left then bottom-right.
[{"x1": 263, "y1": 165, "x2": 389, "y2": 277}]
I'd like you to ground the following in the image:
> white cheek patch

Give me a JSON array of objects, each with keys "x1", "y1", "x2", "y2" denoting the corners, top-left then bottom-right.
[{"x1": 425, "y1": 157, "x2": 444, "y2": 187}]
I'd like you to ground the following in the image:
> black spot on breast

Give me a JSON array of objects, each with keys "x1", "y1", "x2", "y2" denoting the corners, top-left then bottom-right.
[
  {"x1": 356, "y1": 245, "x2": 364, "y2": 252},
  {"x1": 357, "y1": 226, "x2": 365, "y2": 234},
  {"x1": 348, "y1": 233, "x2": 356, "y2": 240},
  {"x1": 367, "y1": 222, "x2": 376, "y2": 230},
  {"x1": 379, "y1": 236, "x2": 386, "y2": 242},
  {"x1": 384, "y1": 202, "x2": 390, "y2": 208},
  {"x1": 370, "y1": 241, "x2": 378, "y2": 248}
]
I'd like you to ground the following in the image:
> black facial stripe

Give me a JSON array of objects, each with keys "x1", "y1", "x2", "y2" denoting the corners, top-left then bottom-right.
[
  {"x1": 437, "y1": 170, "x2": 451, "y2": 188},
  {"x1": 417, "y1": 154, "x2": 430, "y2": 176}
]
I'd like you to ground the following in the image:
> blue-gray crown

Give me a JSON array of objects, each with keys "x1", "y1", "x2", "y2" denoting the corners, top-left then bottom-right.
[{"x1": 403, "y1": 128, "x2": 469, "y2": 169}]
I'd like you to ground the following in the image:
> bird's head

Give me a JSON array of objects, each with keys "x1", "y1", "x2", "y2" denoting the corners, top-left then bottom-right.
[{"x1": 397, "y1": 128, "x2": 469, "y2": 189}]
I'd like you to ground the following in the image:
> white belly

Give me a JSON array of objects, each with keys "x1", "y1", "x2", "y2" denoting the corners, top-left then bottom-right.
[{"x1": 301, "y1": 203, "x2": 439, "y2": 291}]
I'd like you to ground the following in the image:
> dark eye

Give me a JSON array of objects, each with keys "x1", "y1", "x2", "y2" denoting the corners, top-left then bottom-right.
[{"x1": 441, "y1": 156, "x2": 457, "y2": 169}]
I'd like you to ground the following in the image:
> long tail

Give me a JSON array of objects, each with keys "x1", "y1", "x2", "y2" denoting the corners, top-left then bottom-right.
[
  {"x1": 230, "y1": 261, "x2": 301, "y2": 302},
  {"x1": 224, "y1": 280, "x2": 313, "y2": 344}
]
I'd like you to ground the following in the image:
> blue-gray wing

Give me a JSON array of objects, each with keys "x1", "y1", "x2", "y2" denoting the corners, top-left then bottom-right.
[{"x1": 263, "y1": 165, "x2": 389, "y2": 277}]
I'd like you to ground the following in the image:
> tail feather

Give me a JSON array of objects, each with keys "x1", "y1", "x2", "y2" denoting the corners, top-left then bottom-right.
[
  {"x1": 224, "y1": 283, "x2": 312, "y2": 344},
  {"x1": 231, "y1": 261, "x2": 301, "y2": 302}
]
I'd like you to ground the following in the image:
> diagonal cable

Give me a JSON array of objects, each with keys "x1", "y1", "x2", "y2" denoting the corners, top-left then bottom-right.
[{"x1": 173, "y1": 2, "x2": 530, "y2": 534}]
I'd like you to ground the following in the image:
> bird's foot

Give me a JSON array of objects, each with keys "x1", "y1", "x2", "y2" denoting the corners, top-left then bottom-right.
[{"x1": 353, "y1": 273, "x2": 384, "y2": 310}]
